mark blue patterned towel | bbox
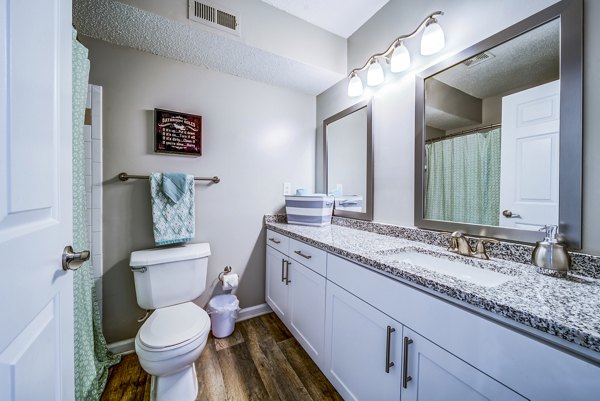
[150,173,195,246]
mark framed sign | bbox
[154,108,202,156]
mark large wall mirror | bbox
[415,0,582,248]
[324,100,373,221]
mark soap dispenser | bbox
[531,225,571,277]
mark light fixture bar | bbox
[347,11,444,80]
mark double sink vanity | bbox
[267,1,597,399]
[264,217,600,401]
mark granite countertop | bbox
[265,221,600,357]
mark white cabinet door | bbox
[288,259,326,367]
[324,282,402,401]
[265,245,289,321]
[402,328,526,401]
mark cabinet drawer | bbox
[289,238,327,276]
[266,229,289,254]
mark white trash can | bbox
[207,294,240,338]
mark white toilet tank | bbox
[130,243,211,309]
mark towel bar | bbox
[118,172,220,184]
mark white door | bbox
[265,245,289,321]
[499,80,560,229]
[324,282,402,401]
[0,0,75,400]
[402,328,525,401]
[288,261,326,368]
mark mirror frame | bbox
[414,0,582,248]
[324,100,374,221]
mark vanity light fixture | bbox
[390,41,411,72]
[367,59,385,86]
[421,17,446,55]
[347,11,444,97]
[347,72,364,97]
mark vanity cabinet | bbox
[265,230,326,367]
[265,229,600,400]
[325,259,524,401]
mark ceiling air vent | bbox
[462,51,495,68]
[188,0,241,36]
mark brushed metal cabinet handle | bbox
[294,250,312,259]
[285,260,292,285]
[385,326,396,373]
[402,336,414,388]
[269,237,281,244]
[281,259,286,282]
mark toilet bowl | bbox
[130,243,212,401]
[135,302,211,401]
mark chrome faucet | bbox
[447,231,498,260]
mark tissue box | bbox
[334,195,363,212]
[285,194,334,227]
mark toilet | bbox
[130,243,212,401]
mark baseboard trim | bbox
[237,303,272,322]
[107,338,135,356]
[106,304,272,355]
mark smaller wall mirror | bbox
[324,100,373,221]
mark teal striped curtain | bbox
[72,29,120,401]
[425,128,501,226]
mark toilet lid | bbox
[139,303,210,349]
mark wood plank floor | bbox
[100,313,343,401]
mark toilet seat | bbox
[138,302,210,351]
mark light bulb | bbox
[367,59,384,86]
[421,20,445,55]
[390,41,411,72]
[347,73,363,97]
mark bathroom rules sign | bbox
[154,108,202,156]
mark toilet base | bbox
[150,363,199,401]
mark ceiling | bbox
[260,0,390,38]
[73,0,347,96]
[433,18,559,99]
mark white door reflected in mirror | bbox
[499,80,560,229]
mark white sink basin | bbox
[379,249,515,288]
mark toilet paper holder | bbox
[218,265,233,284]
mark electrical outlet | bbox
[336,184,343,194]
[283,182,292,195]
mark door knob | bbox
[62,245,90,271]
[502,210,521,218]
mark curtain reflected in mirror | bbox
[425,128,501,226]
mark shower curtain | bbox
[72,29,120,401]
[425,128,501,226]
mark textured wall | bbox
[317,0,600,255]
[82,37,316,343]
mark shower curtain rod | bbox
[118,172,221,184]
[426,123,501,144]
